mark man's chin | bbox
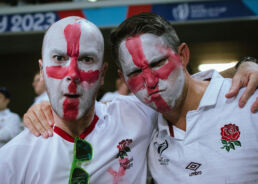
[63,113,78,121]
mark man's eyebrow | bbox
[50,49,66,55]
[125,64,141,76]
[79,51,98,57]
[119,58,139,72]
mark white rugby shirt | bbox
[0,108,21,147]
[0,95,157,184]
[148,71,258,184]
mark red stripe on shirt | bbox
[168,124,174,137]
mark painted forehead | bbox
[43,17,104,57]
[119,33,171,69]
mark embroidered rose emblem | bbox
[116,139,132,159]
[119,158,133,170]
[108,139,133,181]
[220,123,241,152]
[221,123,240,141]
[117,139,132,152]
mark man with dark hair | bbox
[110,12,258,183]
[0,87,21,147]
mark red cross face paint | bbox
[42,17,104,121]
[119,34,185,113]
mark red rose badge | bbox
[220,123,241,152]
[116,139,133,159]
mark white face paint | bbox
[42,17,104,121]
[119,33,185,113]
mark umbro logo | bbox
[185,162,202,176]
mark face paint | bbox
[43,17,104,121]
[119,33,185,113]
[46,65,99,84]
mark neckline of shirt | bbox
[53,114,99,143]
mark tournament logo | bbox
[185,162,202,176]
[154,140,169,165]
[220,123,241,152]
[172,3,189,21]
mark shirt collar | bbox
[54,101,101,142]
[198,70,224,109]
[95,100,105,121]
[192,69,214,80]
[157,70,224,137]
[157,113,171,138]
[54,114,99,142]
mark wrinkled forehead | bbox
[43,17,104,59]
[119,33,170,69]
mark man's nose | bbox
[66,58,80,82]
[143,69,158,89]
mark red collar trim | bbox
[169,125,174,137]
[167,122,174,137]
[54,114,99,143]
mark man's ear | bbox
[5,98,10,106]
[177,43,190,69]
[100,62,108,86]
[117,69,126,84]
[38,59,44,80]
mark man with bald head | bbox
[41,16,104,133]
[0,16,158,183]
